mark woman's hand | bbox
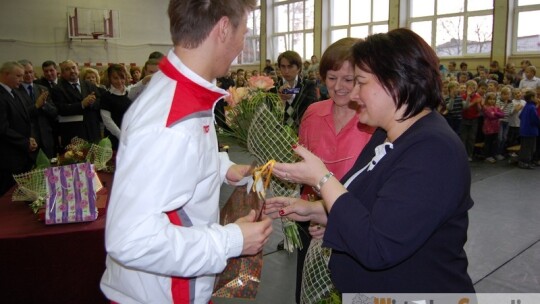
[272,144,328,187]
[264,196,328,225]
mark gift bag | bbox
[212,185,263,299]
[44,162,102,225]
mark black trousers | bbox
[519,136,537,163]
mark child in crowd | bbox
[445,80,463,134]
[482,92,505,163]
[461,80,483,161]
[487,79,499,95]
[519,66,540,91]
[535,87,540,164]
[475,81,488,145]
[518,90,540,169]
[507,88,526,156]
[459,83,467,96]
[442,79,449,99]
[130,66,141,85]
[495,86,515,160]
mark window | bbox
[409,0,493,57]
[234,1,261,65]
[328,0,389,44]
[513,0,540,53]
[270,0,315,61]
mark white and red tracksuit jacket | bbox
[100,50,244,304]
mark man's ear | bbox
[217,16,231,43]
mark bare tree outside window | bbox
[409,1,493,57]
[271,0,314,61]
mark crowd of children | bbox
[439,60,540,169]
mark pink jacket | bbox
[482,105,504,135]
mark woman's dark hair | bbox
[352,28,442,121]
[107,64,127,79]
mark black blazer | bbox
[271,76,317,130]
[0,85,34,174]
[34,77,56,91]
[51,79,101,143]
[18,83,58,158]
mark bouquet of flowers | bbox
[217,76,303,252]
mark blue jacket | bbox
[519,101,540,137]
[323,112,475,292]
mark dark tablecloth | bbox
[0,172,113,304]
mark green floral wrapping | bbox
[247,103,303,252]
[12,168,47,211]
[301,238,339,304]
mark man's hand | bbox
[35,91,48,109]
[82,92,96,108]
[235,210,273,256]
[226,163,255,184]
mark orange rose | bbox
[248,76,274,91]
[224,86,249,107]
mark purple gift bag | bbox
[44,163,100,225]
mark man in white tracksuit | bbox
[100,1,272,303]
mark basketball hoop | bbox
[91,32,105,39]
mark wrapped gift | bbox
[44,163,102,225]
[213,185,263,299]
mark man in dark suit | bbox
[0,61,38,195]
[18,59,58,159]
[272,50,317,130]
[51,60,101,149]
[33,60,59,90]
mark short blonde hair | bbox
[465,79,477,89]
[80,67,101,85]
[448,80,460,91]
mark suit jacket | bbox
[34,77,56,91]
[324,113,474,292]
[0,85,34,174]
[271,76,317,130]
[51,79,101,144]
[18,83,58,158]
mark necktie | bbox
[72,83,80,93]
[285,101,295,126]
[27,84,35,101]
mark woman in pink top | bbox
[293,37,374,303]
[299,39,374,180]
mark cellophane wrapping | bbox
[213,185,264,299]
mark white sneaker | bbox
[510,152,518,158]
[485,157,496,164]
[495,154,505,161]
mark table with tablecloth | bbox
[0,172,113,304]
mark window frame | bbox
[325,0,389,47]
[233,2,261,65]
[407,0,494,58]
[268,0,315,62]
[512,0,540,55]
